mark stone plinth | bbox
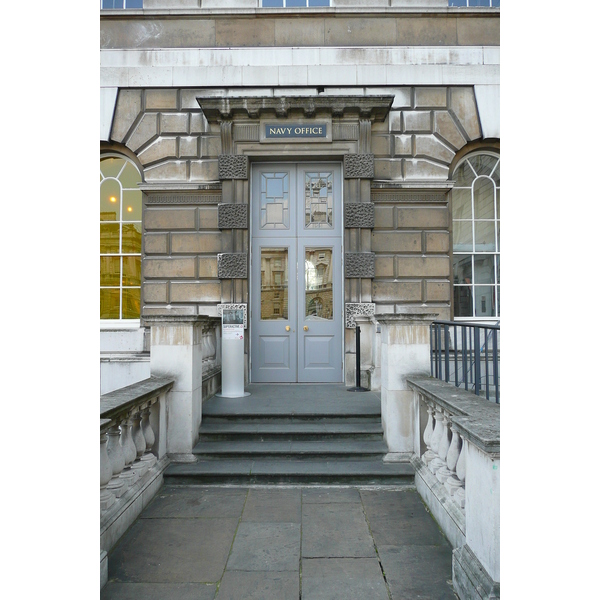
[146,316,209,462]
[377,313,437,455]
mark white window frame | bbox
[260,1,331,7]
[100,153,142,329]
[448,1,499,7]
[451,151,500,322]
[100,0,144,9]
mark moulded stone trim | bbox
[217,253,248,279]
[345,303,375,329]
[145,194,221,204]
[218,204,248,229]
[344,154,375,179]
[218,154,248,180]
[217,304,248,329]
[345,253,375,278]
[344,203,375,229]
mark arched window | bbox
[100,155,142,323]
[451,152,500,320]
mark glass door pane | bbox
[260,248,289,320]
[304,247,333,320]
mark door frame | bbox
[249,160,344,383]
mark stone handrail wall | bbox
[100,376,174,586]
[406,375,500,600]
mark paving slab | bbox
[377,544,456,599]
[302,487,362,504]
[101,582,216,600]
[108,517,239,583]
[216,571,299,600]
[242,488,302,522]
[227,522,301,571]
[302,502,376,558]
[140,486,247,519]
[301,557,389,600]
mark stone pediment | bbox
[197,96,394,122]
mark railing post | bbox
[473,326,481,397]
[444,324,450,383]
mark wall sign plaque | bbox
[260,121,332,143]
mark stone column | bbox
[377,313,437,459]
[146,315,207,462]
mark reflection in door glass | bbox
[304,172,333,228]
[305,248,333,320]
[261,248,288,320]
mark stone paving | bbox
[102,484,457,600]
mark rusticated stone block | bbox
[217,253,247,278]
[397,207,449,229]
[414,135,455,164]
[449,87,482,142]
[425,281,450,302]
[425,232,449,253]
[145,208,196,230]
[396,256,449,278]
[171,232,222,254]
[403,111,432,133]
[144,233,169,255]
[344,154,375,179]
[111,89,142,143]
[145,89,178,110]
[170,282,221,303]
[372,232,421,253]
[218,204,248,229]
[138,138,178,166]
[143,282,168,303]
[434,111,467,151]
[218,154,248,179]
[372,281,422,302]
[345,253,375,278]
[160,113,189,134]
[344,203,375,228]
[345,302,375,329]
[127,113,159,153]
[415,87,447,109]
[143,258,196,279]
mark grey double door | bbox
[250,163,343,383]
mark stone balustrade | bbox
[100,376,174,586]
[406,375,500,600]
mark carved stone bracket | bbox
[218,154,248,180]
[345,303,376,329]
[344,203,375,229]
[344,154,375,179]
[217,253,248,278]
[218,204,248,229]
[345,253,375,278]
[217,303,248,329]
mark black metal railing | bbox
[430,320,500,404]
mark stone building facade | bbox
[100,0,500,389]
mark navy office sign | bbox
[262,122,331,143]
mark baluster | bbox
[444,424,463,497]
[201,327,209,375]
[106,424,126,498]
[100,428,116,512]
[206,327,216,371]
[140,404,157,469]
[131,408,149,479]
[428,407,445,474]
[120,416,139,486]
[435,412,453,484]
[453,435,466,509]
[421,401,435,466]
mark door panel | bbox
[251,163,342,383]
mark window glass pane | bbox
[473,177,495,219]
[453,255,472,285]
[492,0,500,7]
[287,0,307,6]
[473,255,494,285]
[454,161,476,187]
[496,188,500,220]
[309,0,330,5]
[263,0,283,6]
[100,179,121,221]
[449,0,468,5]
[474,285,494,317]
[120,161,142,188]
[122,190,142,221]
[261,172,290,229]
[126,0,143,8]
[101,223,120,254]
[122,223,142,254]
[470,155,497,177]
[305,248,333,320]
[100,156,124,178]
[305,172,333,229]
[453,220,473,252]
[454,285,473,317]
[474,221,496,252]
[452,188,472,219]
[497,219,500,252]
[496,255,500,284]
[122,288,141,319]
[261,248,288,320]
[101,256,121,287]
[101,288,120,319]
[122,256,141,286]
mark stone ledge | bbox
[406,375,499,455]
[452,544,500,600]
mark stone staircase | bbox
[164,384,414,485]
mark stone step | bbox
[193,439,389,460]
[198,421,384,441]
[164,458,414,486]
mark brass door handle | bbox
[286,326,291,331]
[304,326,309,331]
